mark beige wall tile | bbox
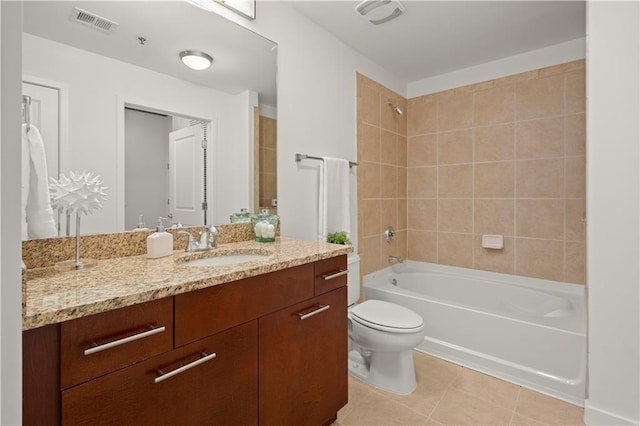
[438,129,473,165]
[566,70,586,113]
[515,238,564,281]
[565,241,586,284]
[515,388,585,425]
[475,162,514,198]
[510,414,547,426]
[516,199,565,239]
[359,199,380,238]
[397,166,407,199]
[381,165,398,198]
[397,136,407,167]
[516,74,564,120]
[357,123,380,163]
[360,235,382,276]
[516,158,564,198]
[438,199,473,233]
[516,117,564,159]
[408,166,437,198]
[380,130,397,165]
[408,134,437,167]
[408,95,437,136]
[474,199,515,236]
[494,70,538,87]
[260,147,277,174]
[473,236,515,274]
[397,199,407,230]
[455,80,495,94]
[408,199,437,231]
[473,85,515,126]
[408,230,437,263]
[381,199,398,231]
[438,92,473,131]
[566,156,586,198]
[566,198,586,241]
[474,124,514,162]
[357,161,381,199]
[438,232,473,268]
[439,164,472,198]
[359,83,380,126]
[565,113,586,156]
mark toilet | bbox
[347,253,425,395]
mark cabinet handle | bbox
[297,304,331,320]
[84,326,166,356]
[154,352,217,384]
[322,270,347,281]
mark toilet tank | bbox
[347,253,361,306]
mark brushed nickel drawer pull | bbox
[154,352,217,384]
[322,270,347,281]
[298,304,331,320]
[84,326,166,356]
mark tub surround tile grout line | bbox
[509,385,523,425]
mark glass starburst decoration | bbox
[49,170,108,216]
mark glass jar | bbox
[230,208,251,223]
[251,209,279,242]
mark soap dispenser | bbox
[147,217,173,258]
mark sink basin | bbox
[182,253,270,267]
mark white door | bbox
[22,82,60,233]
[169,124,205,227]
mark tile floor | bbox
[334,351,584,426]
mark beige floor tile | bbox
[449,367,521,411]
[430,389,513,426]
[515,389,584,425]
[510,413,547,426]
[340,388,429,425]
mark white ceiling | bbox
[291,1,586,82]
[22,1,278,106]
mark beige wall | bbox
[357,60,586,284]
[259,115,277,213]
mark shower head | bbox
[387,100,403,116]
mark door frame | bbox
[116,96,215,232]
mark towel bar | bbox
[295,153,357,168]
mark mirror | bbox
[21,1,277,238]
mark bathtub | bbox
[363,261,586,406]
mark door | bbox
[22,82,60,233]
[259,287,348,425]
[169,124,205,227]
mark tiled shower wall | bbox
[259,115,277,212]
[356,60,586,284]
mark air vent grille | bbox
[70,7,118,34]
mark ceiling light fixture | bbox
[179,50,213,70]
[355,0,405,25]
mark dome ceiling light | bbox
[179,50,213,70]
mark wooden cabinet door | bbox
[62,321,258,426]
[259,287,348,426]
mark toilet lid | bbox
[350,300,424,333]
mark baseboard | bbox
[584,400,638,426]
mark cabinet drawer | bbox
[62,321,258,426]
[314,255,347,295]
[61,297,173,390]
[175,263,314,347]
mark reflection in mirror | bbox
[21,1,277,239]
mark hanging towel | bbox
[318,157,351,242]
[22,124,57,240]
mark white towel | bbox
[22,124,57,240]
[318,157,351,242]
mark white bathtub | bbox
[363,261,586,406]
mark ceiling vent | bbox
[70,7,119,34]
[355,0,405,25]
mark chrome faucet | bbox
[177,226,219,252]
[388,255,404,264]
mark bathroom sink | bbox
[182,253,270,267]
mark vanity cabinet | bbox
[22,255,347,426]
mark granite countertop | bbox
[23,238,352,331]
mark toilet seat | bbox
[350,300,424,334]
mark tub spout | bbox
[388,256,404,264]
